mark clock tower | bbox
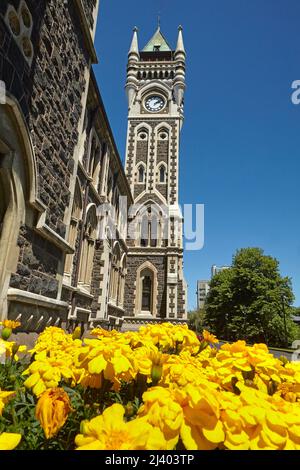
[123,25,187,324]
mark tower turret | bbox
[126,27,139,108]
[174,26,186,109]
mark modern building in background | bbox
[196,280,210,310]
[196,265,231,309]
[211,265,230,277]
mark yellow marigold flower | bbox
[131,346,153,378]
[0,320,21,330]
[36,388,72,439]
[139,387,183,450]
[0,390,15,415]
[184,385,224,450]
[0,432,21,450]
[276,382,300,403]
[202,330,219,344]
[72,326,82,340]
[23,353,74,396]
[0,339,27,361]
[75,404,167,450]
[29,326,75,355]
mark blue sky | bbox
[93,0,300,310]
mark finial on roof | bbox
[158,13,161,30]
[128,27,139,59]
[175,25,185,56]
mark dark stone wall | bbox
[1,0,90,238]
[156,183,167,200]
[10,225,60,298]
[136,140,148,164]
[134,184,146,199]
[124,255,167,317]
[157,140,168,164]
[29,0,89,238]
[81,0,97,30]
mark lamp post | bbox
[281,293,288,347]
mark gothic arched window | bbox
[159,165,166,183]
[78,205,97,292]
[5,2,34,66]
[138,165,145,183]
[139,206,161,248]
[64,180,82,282]
[158,129,169,140]
[137,129,148,141]
[142,275,152,310]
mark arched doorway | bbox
[0,95,38,320]
[0,167,9,238]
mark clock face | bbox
[144,95,165,112]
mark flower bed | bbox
[0,321,300,450]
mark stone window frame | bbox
[136,203,164,248]
[5,1,34,67]
[157,162,168,184]
[108,241,123,306]
[87,128,102,189]
[117,253,127,308]
[78,204,97,293]
[135,162,146,184]
[64,179,83,284]
[158,129,169,141]
[107,169,113,202]
[137,128,149,141]
[134,261,158,317]
[133,123,152,191]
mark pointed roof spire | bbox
[175,25,185,55]
[142,27,172,52]
[128,26,139,59]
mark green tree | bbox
[188,309,207,334]
[204,248,298,347]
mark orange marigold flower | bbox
[36,388,72,439]
[0,320,21,330]
[202,330,219,344]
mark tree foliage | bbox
[187,309,207,333]
[204,248,299,347]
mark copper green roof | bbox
[142,27,172,52]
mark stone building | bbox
[122,27,187,329]
[0,1,187,333]
[196,280,210,310]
